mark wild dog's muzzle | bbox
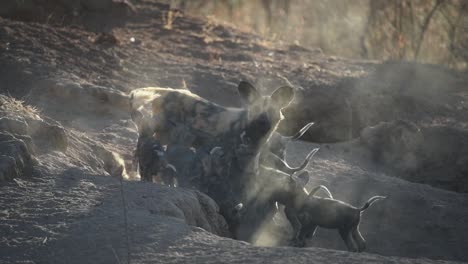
[244,113,272,145]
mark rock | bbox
[279,79,355,143]
[129,183,230,237]
[92,143,128,178]
[28,119,68,152]
[280,62,467,143]
[0,117,28,135]
[31,80,130,124]
[0,133,34,182]
[1,133,35,154]
[357,120,468,193]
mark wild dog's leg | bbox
[161,164,177,187]
[284,207,302,246]
[132,148,139,171]
[141,170,152,182]
[304,224,318,240]
[352,224,366,252]
[297,224,317,247]
[339,228,357,252]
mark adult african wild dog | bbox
[129,81,295,240]
[129,81,295,149]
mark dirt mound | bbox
[0,132,34,181]
[0,171,229,263]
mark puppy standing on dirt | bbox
[265,168,332,245]
[131,109,177,186]
[271,170,386,252]
[297,192,386,252]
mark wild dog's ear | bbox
[296,171,309,188]
[210,146,224,156]
[238,81,261,106]
[201,146,221,174]
[271,86,294,108]
[234,203,244,211]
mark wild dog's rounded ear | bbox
[164,163,177,173]
[238,81,260,106]
[271,86,295,108]
[210,146,224,156]
[296,171,310,188]
[234,203,244,211]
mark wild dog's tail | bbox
[360,196,386,212]
[308,185,333,199]
[285,122,315,141]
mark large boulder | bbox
[0,116,28,135]
[0,133,34,182]
[279,62,468,143]
[126,183,230,237]
[359,120,468,193]
[28,118,68,152]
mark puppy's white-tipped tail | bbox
[360,196,386,212]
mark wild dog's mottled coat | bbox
[131,109,177,186]
[297,195,386,252]
[129,81,295,148]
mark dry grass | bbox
[0,95,41,120]
[163,9,182,30]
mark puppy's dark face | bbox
[237,81,294,144]
[284,171,310,197]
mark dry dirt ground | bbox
[0,1,468,264]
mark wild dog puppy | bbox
[272,168,386,252]
[203,143,328,241]
[296,193,386,252]
[129,81,295,149]
[131,110,177,186]
[199,146,247,237]
[262,169,331,245]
